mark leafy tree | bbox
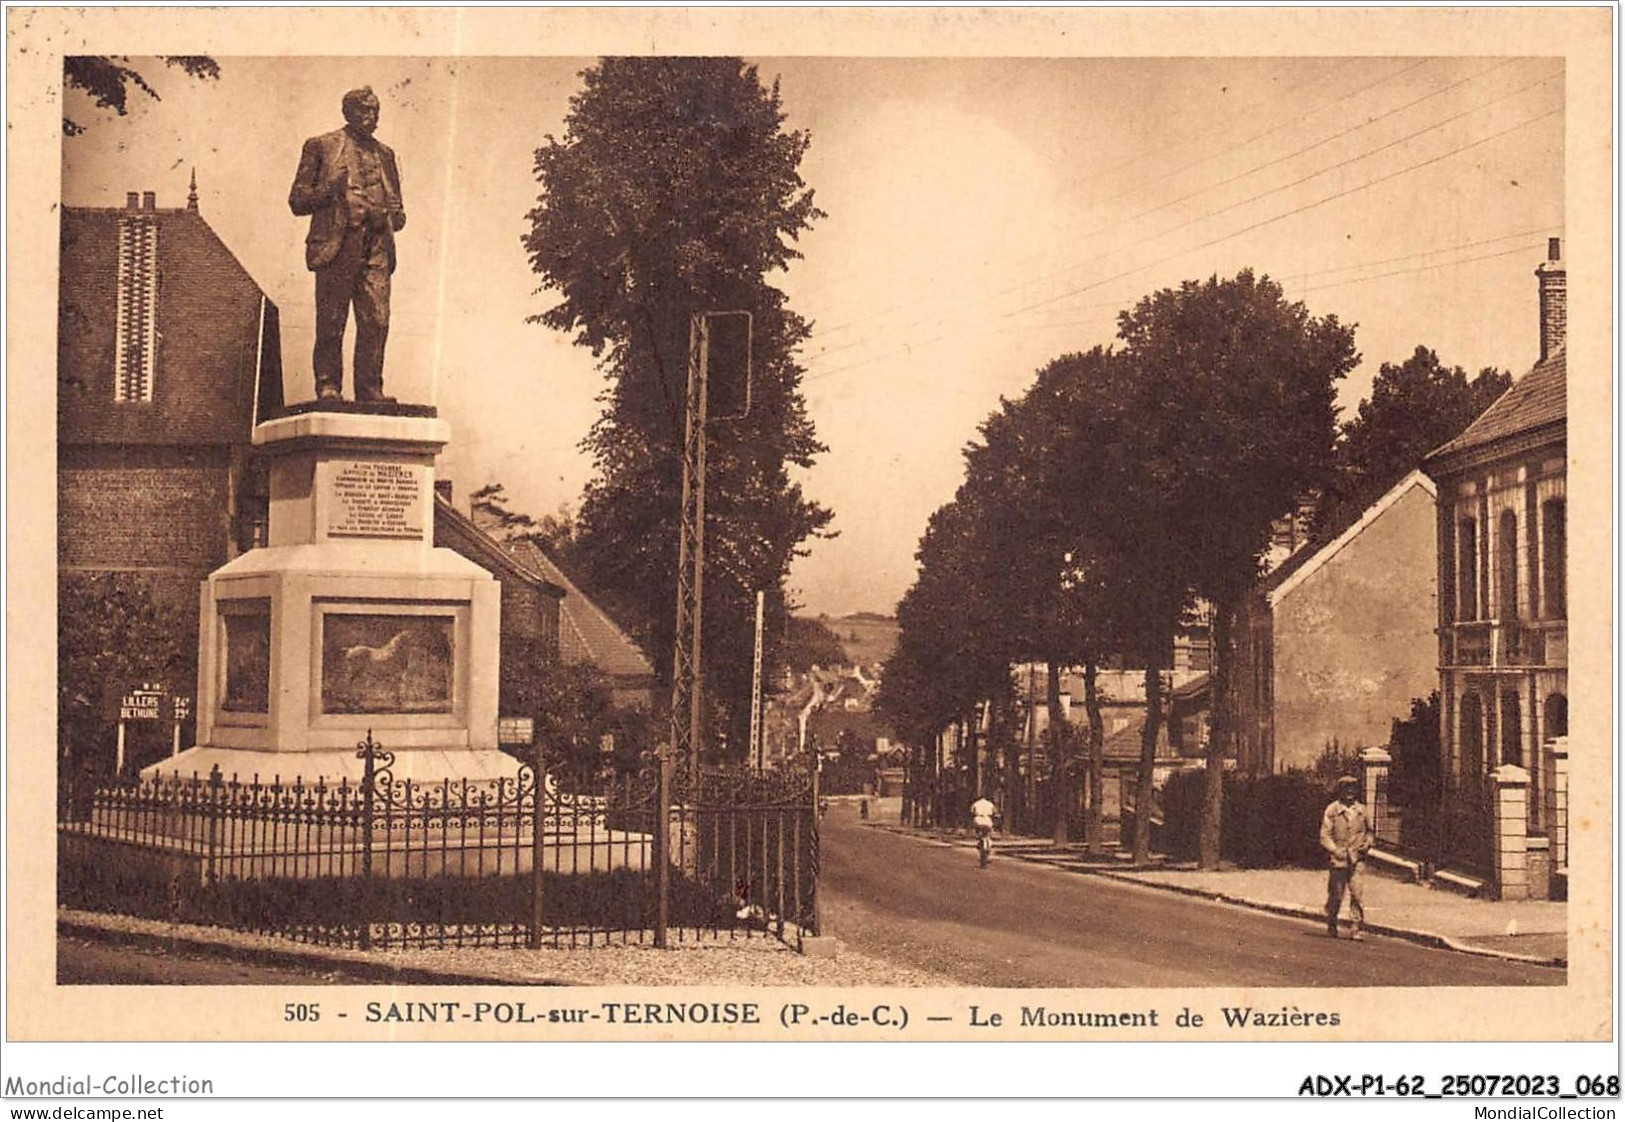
[58,573,194,783]
[1387,692,1443,822]
[782,615,847,673]
[530,660,657,787]
[877,491,1016,829]
[1046,346,1198,864]
[469,482,537,537]
[957,352,1123,844]
[524,57,831,760]
[1317,346,1512,535]
[881,346,1163,849]
[63,56,219,136]
[468,482,580,563]
[1114,271,1359,868]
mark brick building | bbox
[58,187,285,617]
[432,491,566,727]
[505,540,659,710]
[1422,238,1567,892]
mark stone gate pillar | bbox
[1359,746,1393,845]
[1491,763,1531,900]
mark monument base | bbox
[279,399,440,420]
[142,745,526,786]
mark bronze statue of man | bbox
[288,86,405,404]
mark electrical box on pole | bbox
[704,310,753,423]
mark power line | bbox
[988,226,1558,333]
[1053,60,1352,199]
[802,106,1560,385]
[997,102,1562,322]
[1087,66,1562,283]
[803,64,1555,373]
[1303,238,1554,297]
[804,59,1430,347]
[996,58,1520,302]
[1040,59,1438,261]
[976,236,1555,337]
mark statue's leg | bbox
[312,236,358,400]
[353,233,393,402]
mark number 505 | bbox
[284,1003,321,1022]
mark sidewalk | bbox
[873,823,1567,967]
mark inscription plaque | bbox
[327,461,424,540]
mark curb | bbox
[59,917,570,986]
[871,825,1567,969]
[1090,871,1567,969]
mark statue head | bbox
[341,87,380,136]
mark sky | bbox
[61,55,1564,617]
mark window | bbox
[1500,691,1522,767]
[1497,510,1519,620]
[113,215,159,403]
[1542,499,1566,619]
[1544,693,1568,740]
[1459,692,1484,778]
[1457,518,1478,621]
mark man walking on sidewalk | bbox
[1320,775,1372,940]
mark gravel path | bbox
[60,908,952,987]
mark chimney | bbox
[141,191,157,210]
[1536,236,1565,361]
[125,192,140,209]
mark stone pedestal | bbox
[1490,763,1531,901]
[145,408,520,786]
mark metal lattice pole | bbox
[669,315,710,772]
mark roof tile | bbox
[505,540,656,681]
[1429,348,1566,460]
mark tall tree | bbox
[63,56,219,136]
[1052,346,1195,865]
[1115,271,1359,868]
[1319,345,1512,534]
[524,58,832,759]
[959,351,1128,845]
[58,574,194,781]
[883,347,1144,845]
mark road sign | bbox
[498,717,535,746]
[101,682,191,723]
[110,682,165,722]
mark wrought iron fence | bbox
[1431,781,1495,878]
[58,736,819,952]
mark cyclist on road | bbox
[970,794,998,867]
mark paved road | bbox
[57,935,379,985]
[822,807,1563,988]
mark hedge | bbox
[1158,767,1338,868]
